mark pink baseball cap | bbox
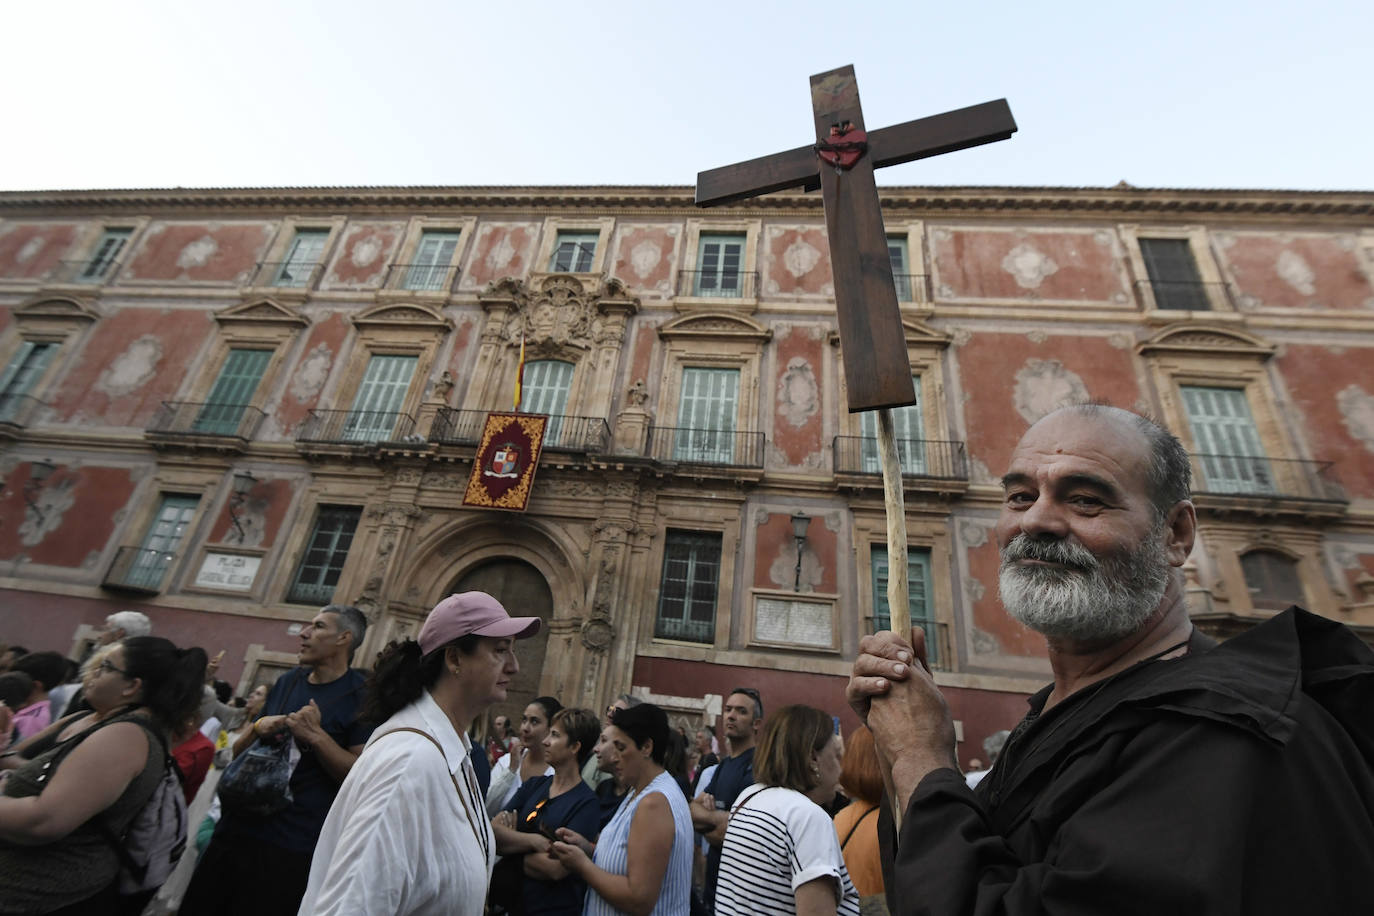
[418,591,541,655]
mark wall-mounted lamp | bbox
[228,470,256,541]
[24,459,57,525]
[791,512,811,593]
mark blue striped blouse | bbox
[584,770,693,916]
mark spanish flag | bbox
[513,333,526,411]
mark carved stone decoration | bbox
[964,574,986,603]
[96,335,162,397]
[970,627,999,656]
[1012,359,1089,424]
[1336,385,1374,454]
[959,520,989,548]
[769,543,821,593]
[581,618,615,651]
[1001,243,1059,290]
[365,502,424,527]
[777,357,820,428]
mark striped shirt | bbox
[585,770,693,916]
[715,785,861,916]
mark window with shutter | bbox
[1240,550,1305,611]
[276,230,329,287]
[344,355,418,442]
[404,231,461,290]
[0,341,56,423]
[287,506,362,605]
[193,349,272,435]
[80,229,132,282]
[655,531,722,643]
[549,231,598,272]
[859,376,924,473]
[870,546,936,663]
[675,367,739,462]
[521,360,574,444]
[888,237,912,301]
[695,233,745,297]
[1181,386,1274,494]
[1139,238,1208,311]
[128,495,199,591]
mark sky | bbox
[2,0,1369,193]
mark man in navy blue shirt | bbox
[692,686,763,913]
[184,605,374,916]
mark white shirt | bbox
[715,784,861,916]
[298,690,494,916]
[487,746,554,814]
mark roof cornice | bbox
[1,184,1372,219]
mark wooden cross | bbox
[695,65,1016,640]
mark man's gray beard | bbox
[998,525,1171,644]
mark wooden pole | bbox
[875,406,909,833]
[875,408,909,635]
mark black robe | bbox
[884,607,1374,915]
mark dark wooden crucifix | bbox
[695,65,1016,639]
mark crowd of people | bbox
[3,406,1373,915]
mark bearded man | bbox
[848,405,1374,915]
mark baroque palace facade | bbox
[1,184,1372,764]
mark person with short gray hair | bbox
[98,610,151,645]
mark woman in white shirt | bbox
[486,695,560,814]
[714,705,860,916]
[298,592,541,916]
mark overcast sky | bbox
[3,0,1368,193]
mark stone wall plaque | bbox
[194,553,261,592]
[752,596,836,650]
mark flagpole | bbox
[513,333,525,411]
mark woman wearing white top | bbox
[550,703,693,916]
[714,705,860,916]
[486,695,560,815]
[298,592,540,916]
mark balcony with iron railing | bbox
[676,270,759,300]
[253,260,324,290]
[382,262,462,293]
[1134,279,1230,312]
[0,395,45,434]
[429,408,611,453]
[654,614,714,644]
[296,409,417,452]
[145,401,265,451]
[1190,453,1348,517]
[832,436,970,495]
[892,273,929,302]
[102,546,176,594]
[646,426,765,469]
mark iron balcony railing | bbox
[677,270,759,299]
[833,436,969,480]
[1133,279,1227,311]
[655,614,714,643]
[647,426,766,468]
[867,618,951,671]
[147,401,265,440]
[297,409,416,446]
[891,273,929,302]
[429,408,611,453]
[384,262,462,292]
[49,259,124,284]
[0,394,45,428]
[1190,453,1346,502]
[286,580,340,607]
[103,546,175,593]
[256,260,324,289]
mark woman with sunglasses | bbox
[491,706,601,915]
[0,637,208,915]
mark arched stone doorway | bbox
[451,558,553,724]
